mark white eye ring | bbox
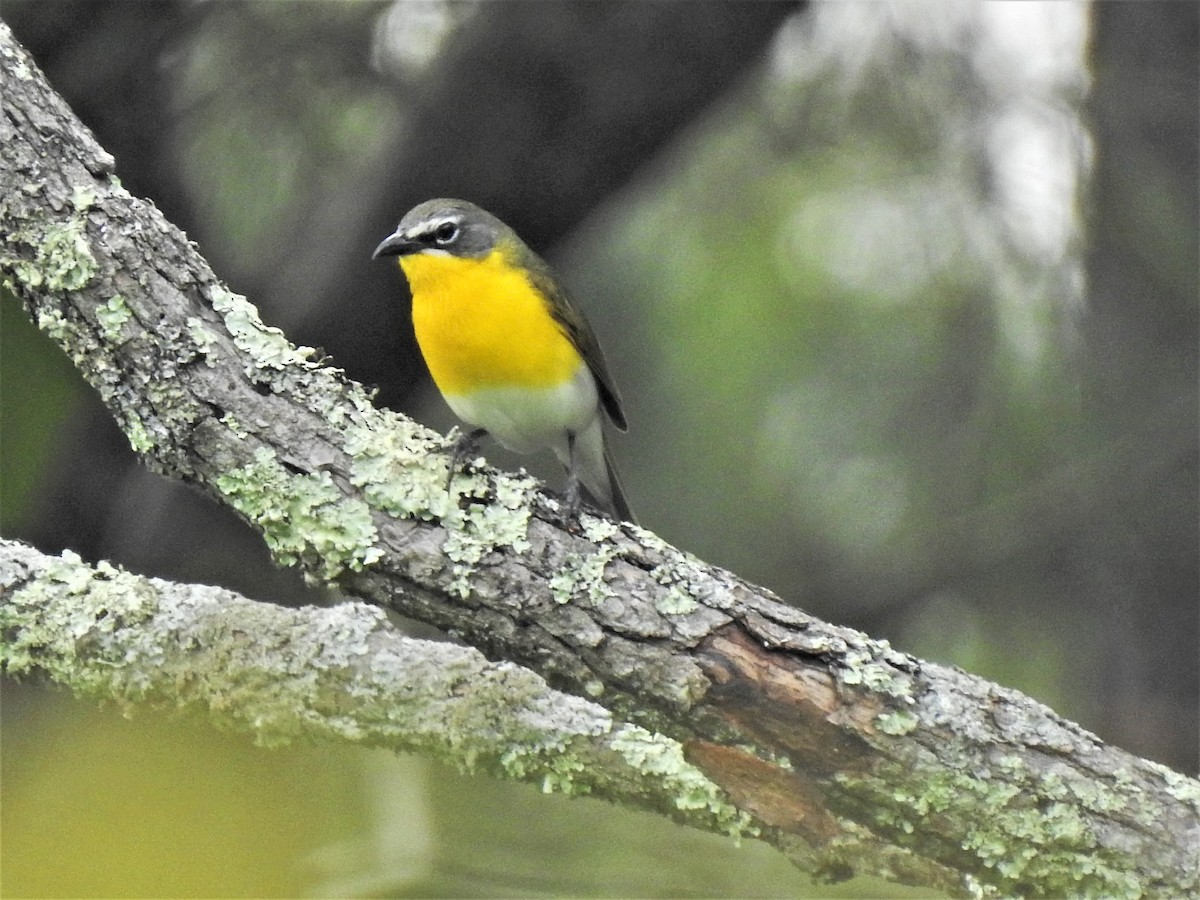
[433,221,459,245]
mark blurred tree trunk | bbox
[1082,2,1199,771]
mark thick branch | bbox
[0,539,752,840]
[2,21,1197,899]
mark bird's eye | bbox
[433,222,459,245]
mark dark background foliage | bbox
[2,2,1195,896]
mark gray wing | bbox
[518,244,628,432]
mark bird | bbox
[372,198,634,523]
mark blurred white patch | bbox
[770,0,1089,373]
[372,1,477,80]
[780,182,966,303]
[974,1,1091,94]
[989,105,1086,262]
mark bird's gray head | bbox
[372,198,507,260]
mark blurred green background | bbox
[2,2,1196,897]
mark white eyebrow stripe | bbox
[402,216,459,243]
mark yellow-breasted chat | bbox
[372,198,634,523]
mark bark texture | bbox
[0,538,753,840]
[2,22,1197,899]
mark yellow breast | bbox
[400,247,583,397]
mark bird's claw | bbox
[447,427,487,493]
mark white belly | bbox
[443,365,599,455]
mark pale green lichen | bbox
[4,211,95,293]
[838,645,915,700]
[0,550,159,691]
[96,294,131,341]
[1111,767,1140,792]
[649,552,705,616]
[960,873,989,900]
[324,384,381,428]
[539,756,589,795]
[610,724,758,841]
[442,473,535,597]
[38,220,93,291]
[875,708,919,736]
[549,515,622,605]
[186,315,220,363]
[580,517,619,543]
[1066,776,1127,815]
[123,378,198,461]
[9,55,32,81]
[344,419,454,521]
[1145,759,1200,810]
[219,412,247,439]
[1038,771,1070,802]
[994,753,1024,776]
[836,761,1149,898]
[71,183,98,212]
[209,286,317,370]
[214,446,382,582]
[499,738,592,797]
[35,306,69,341]
[655,586,699,616]
[124,417,156,454]
[550,545,618,606]
[30,286,182,458]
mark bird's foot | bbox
[561,474,582,526]
[447,427,487,493]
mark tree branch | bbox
[2,21,1197,899]
[0,538,752,839]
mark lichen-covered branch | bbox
[0,539,752,839]
[2,21,1197,899]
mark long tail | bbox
[564,419,636,524]
[601,445,636,525]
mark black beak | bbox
[372,230,417,259]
